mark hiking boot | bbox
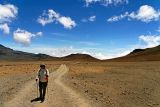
[41,98,45,103]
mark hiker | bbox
[36,64,49,102]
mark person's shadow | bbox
[30,97,41,103]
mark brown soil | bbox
[65,61,160,107]
[0,61,160,107]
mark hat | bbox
[40,64,45,68]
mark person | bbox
[36,64,49,102]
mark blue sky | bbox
[0,0,160,59]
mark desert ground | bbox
[0,61,160,107]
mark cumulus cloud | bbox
[0,4,18,34]
[0,4,18,23]
[58,16,76,29]
[107,5,160,23]
[0,23,10,34]
[139,35,160,48]
[37,17,53,26]
[13,28,42,46]
[130,5,160,22]
[37,9,59,26]
[38,9,76,29]
[85,0,128,7]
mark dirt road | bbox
[4,64,92,107]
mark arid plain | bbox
[0,61,160,107]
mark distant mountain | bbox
[0,44,59,61]
[61,53,99,61]
[107,45,160,61]
[1,44,160,62]
[0,44,99,61]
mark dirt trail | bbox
[4,64,91,107]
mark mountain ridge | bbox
[107,45,160,61]
[1,44,160,61]
[0,44,99,61]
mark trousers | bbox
[39,81,48,100]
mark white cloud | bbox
[0,4,18,35]
[37,17,53,26]
[58,16,76,29]
[139,35,160,48]
[0,23,10,34]
[107,5,160,23]
[19,46,79,57]
[130,5,160,22]
[36,35,160,59]
[13,28,42,46]
[14,45,132,60]
[0,4,18,23]
[38,9,76,29]
[88,16,96,21]
[36,32,43,36]
[48,9,60,19]
[117,35,160,55]
[107,12,128,22]
[81,15,96,22]
[37,9,59,26]
[85,0,128,7]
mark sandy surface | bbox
[65,61,160,107]
[2,64,93,107]
[0,61,60,106]
[1,61,160,107]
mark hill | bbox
[61,53,99,61]
[0,44,60,61]
[0,44,99,61]
[108,45,160,61]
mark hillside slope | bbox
[0,44,59,61]
[0,44,99,61]
[108,45,160,61]
[61,54,99,61]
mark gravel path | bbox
[3,64,91,107]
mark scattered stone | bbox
[85,90,89,93]
[148,104,153,107]
[99,92,103,96]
